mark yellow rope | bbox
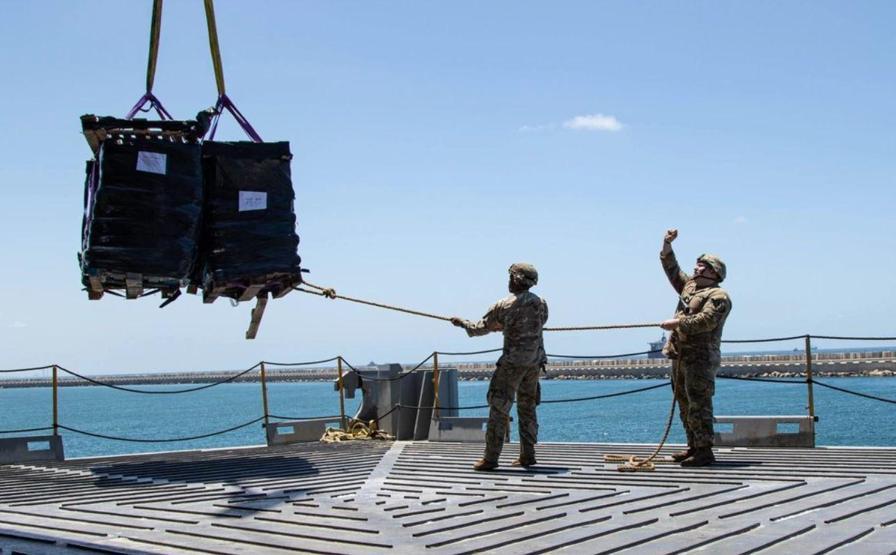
[203,0,226,95]
[320,419,394,443]
[604,395,677,472]
[145,0,163,93]
[298,281,662,332]
[299,281,453,322]
[544,323,662,332]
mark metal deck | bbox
[1,441,895,554]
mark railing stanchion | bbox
[337,357,347,431]
[260,362,270,430]
[433,352,441,420]
[805,335,815,418]
[52,365,59,436]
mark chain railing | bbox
[1,333,893,445]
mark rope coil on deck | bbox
[320,406,400,442]
[604,395,678,472]
[320,421,395,443]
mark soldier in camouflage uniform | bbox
[450,263,548,471]
[660,229,732,467]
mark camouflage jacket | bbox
[661,249,732,363]
[462,291,549,368]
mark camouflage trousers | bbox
[483,363,540,463]
[671,358,717,449]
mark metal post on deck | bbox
[337,357,347,431]
[805,335,815,418]
[52,365,58,436]
[432,352,440,420]
[260,362,270,430]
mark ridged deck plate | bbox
[1,441,895,554]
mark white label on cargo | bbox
[136,151,167,175]
[239,191,268,211]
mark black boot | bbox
[513,447,537,467]
[680,447,715,467]
[473,458,499,471]
[671,448,694,462]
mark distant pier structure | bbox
[648,333,666,359]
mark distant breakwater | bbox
[1,351,894,388]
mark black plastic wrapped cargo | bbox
[79,115,206,300]
[199,141,302,304]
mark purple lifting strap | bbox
[125,91,174,120]
[207,94,263,143]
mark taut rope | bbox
[297,281,662,332]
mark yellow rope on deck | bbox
[320,419,394,443]
[604,395,677,472]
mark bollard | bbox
[260,362,270,430]
[337,357,347,431]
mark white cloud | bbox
[734,216,748,224]
[563,113,623,132]
[10,321,27,328]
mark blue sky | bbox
[0,1,893,374]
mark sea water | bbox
[1,377,893,459]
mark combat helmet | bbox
[697,254,726,282]
[509,263,538,287]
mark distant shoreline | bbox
[2,350,894,388]
[538,368,896,381]
[1,360,894,388]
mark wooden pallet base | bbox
[82,269,187,303]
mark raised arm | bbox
[660,228,690,294]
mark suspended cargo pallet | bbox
[76,1,305,338]
[79,115,208,301]
[198,140,303,305]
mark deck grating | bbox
[0,441,895,554]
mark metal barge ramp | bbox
[1,442,894,554]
